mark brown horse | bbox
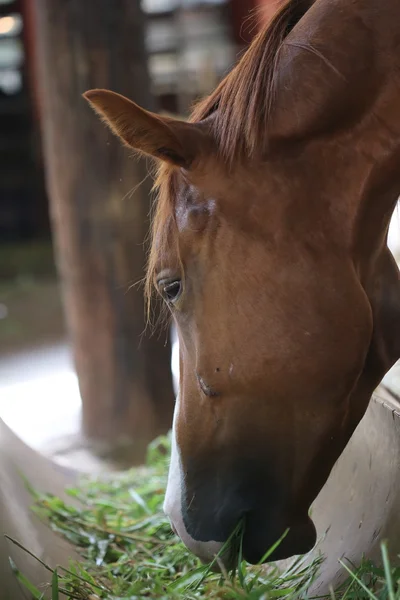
[84,0,400,566]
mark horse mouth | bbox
[207,515,317,570]
[241,515,317,565]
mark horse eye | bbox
[160,280,182,305]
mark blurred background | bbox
[0,0,399,473]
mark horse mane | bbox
[191,0,312,162]
[145,0,312,309]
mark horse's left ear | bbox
[83,89,208,169]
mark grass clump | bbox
[332,548,400,600]
[7,433,400,599]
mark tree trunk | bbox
[33,0,175,463]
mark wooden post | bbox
[33,0,175,463]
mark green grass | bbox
[7,433,400,599]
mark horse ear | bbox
[83,89,207,168]
[269,0,374,142]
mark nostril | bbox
[196,373,220,397]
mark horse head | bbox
[84,0,400,565]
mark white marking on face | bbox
[163,394,223,563]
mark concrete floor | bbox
[0,343,97,470]
[0,334,180,472]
